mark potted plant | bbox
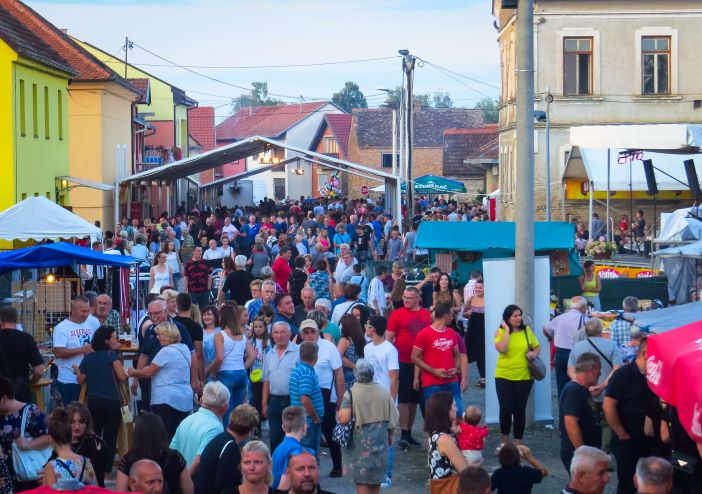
[585,238,617,259]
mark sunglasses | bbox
[287,447,316,459]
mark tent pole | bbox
[588,181,593,242]
[606,149,610,240]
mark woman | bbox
[164,240,183,291]
[338,360,399,494]
[317,229,330,252]
[579,260,602,311]
[211,305,255,424]
[385,229,403,262]
[201,305,221,381]
[221,440,274,494]
[388,262,406,311]
[425,392,467,489]
[337,314,365,391]
[494,305,541,447]
[432,273,461,320]
[127,323,193,439]
[333,224,351,257]
[258,305,275,333]
[75,326,127,478]
[249,243,270,279]
[43,408,97,486]
[331,284,362,325]
[218,257,237,302]
[148,231,161,257]
[220,236,235,259]
[0,377,50,492]
[162,289,179,318]
[288,257,308,306]
[307,309,340,345]
[248,317,271,427]
[116,413,193,494]
[463,281,486,387]
[149,250,174,294]
[308,259,332,301]
[62,402,107,486]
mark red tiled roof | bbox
[0,0,138,93]
[443,124,498,177]
[443,124,498,136]
[188,107,215,152]
[216,101,329,141]
[128,78,150,104]
[467,135,499,160]
[325,114,352,159]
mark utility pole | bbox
[545,89,553,222]
[400,49,416,225]
[124,37,132,79]
[515,1,535,318]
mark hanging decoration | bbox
[319,172,342,198]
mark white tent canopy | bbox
[656,206,702,243]
[652,239,702,259]
[570,124,702,152]
[0,196,101,241]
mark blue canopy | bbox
[0,242,140,273]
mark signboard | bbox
[360,184,369,195]
[595,265,657,279]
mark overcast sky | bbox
[29,0,500,123]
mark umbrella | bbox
[647,320,702,441]
[369,175,467,194]
[24,480,129,494]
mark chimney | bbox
[249,105,254,117]
[414,100,422,112]
[60,28,69,34]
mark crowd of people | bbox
[0,196,699,494]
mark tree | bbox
[474,97,499,124]
[331,81,368,113]
[432,90,453,108]
[381,85,432,109]
[231,81,283,113]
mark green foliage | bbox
[432,90,453,108]
[331,81,368,113]
[231,81,283,113]
[382,86,453,109]
[474,97,499,123]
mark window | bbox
[19,80,25,136]
[324,137,338,155]
[32,84,38,138]
[381,153,399,169]
[563,37,592,95]
[57,90,63,140]
[273,178,286,200]
[642,36,670,95]
[44,87,50,139]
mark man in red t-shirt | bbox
[386,286,431,448]
[272,246,293,293]
[412,303,464,416]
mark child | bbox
[456,405,489,465]
[43,408,98,486]
[249,316,271,432]
[271,406,309,491]
[491,443,547,494]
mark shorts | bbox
[398,362,421,404]
[462,450,484,465]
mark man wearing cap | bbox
[262,321,300,452]
[219,255,254,305]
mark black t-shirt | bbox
[559,380,601,453]
[118,448,186,494]
[420,284,434,309]
[490,465,542,494]
[172,316,204,344]
[605,361,653,437]
[193,432,242,494]
[288,269,308,303]
[221,270,254,305]
[0,329,43,401]
[79,350,119,401]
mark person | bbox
[337,359,398,494]
[289,257,309,306]
[425,391,468,485]
[412,304,464,415]
[458,466,490,494]
[94,294,123,331]
[271,406,307,491]
[279,449,335,494]
[349,264,368,305]
[334,251,357,284]
[249,317,272,428]
[53,296,101,406]
[43,408,98,486]
[456,406,489,466]
[289,341,324,457]
[173,294,205,390]
[490,443,547,494]
[634,457,673,494]
[249,243,270,279]
[563,445,611,494]
[580,261,602,311]
[293,287,316,326]
[248,280,277,323]
[184,246,213,308]
[128,322,193,439]
[385,286,430,449]
[165,241,184,290]
[604,337,658,494]
[367,265,388,317]
[308,259,332,301]
[262,322,300,453]
[634,210,646,240]
[591,212,606,239]
[298,320,345,477]
[150,251,174,294]
[220,255,255,305]
[330,284,362,326]
[610,296,640,364]
[559,352,603,472]
[272,247,293,294]
[128,459,165,494]
[542,296,588,398]
[462,281,486,387]
[273,294,300,339]
[74,325,127,477]
[0,306,43,403]
[337,314,365,391]
[416,267,441,310]
[203,239,224,262]
[431,273,461,321]
[494,304,541,447]
[200,305,222,382]
[60,402,107,486]
[217,440,275,494]
[194,404,260,494]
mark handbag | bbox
[12,404,52,482]
[111,359,133,424]
[428,474,459,494]
[524,330,546,381]
[331,389,354,448]
[670,449,700,475]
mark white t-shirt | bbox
[220,333,247,371]
[203,248,224,260]
[222,224,238,241]
[151,343,193,412]
[314,338,342,392]
[363,340,399,393]
[53,317,100,384]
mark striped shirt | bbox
[289,361,324,425]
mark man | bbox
[273,293,300,339]
[458,466,491,494]
[367,265,388,316]
[604,337,658,494]
[53,295,99,404]
[543,296,589,397]
[219,255,254,305]
[385,286,431,449]
[634,457,673,494]
[564,446,611,494]
[173,293,205,390]
[559,352,603,472]
[180,227,195,263]
[95,294,122,329]
[591,213,605,239]
[221,216,239,243]
[294,287,316,326]
[299,319,344,477]
[238,215,260,257]
[411,303,464,415]
[272,406,308,491]
[333,251,357,284]
[170,381,230,475]
[81,241,105,293]
[262,321,300,452]
[272,247,293,293]
[610,296,640,364]
[415,267,440,309]
[0,306,44,402]
[248,280,277,322]
[281,449,335,494]
[289,341,324,457]
[183,246,213,308]
[128,459,164,494]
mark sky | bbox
[28,0,500,123]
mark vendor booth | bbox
[652,239,702,304]
[370,174,467,194]
[632,301,702,333]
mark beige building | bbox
[494,0,702,223]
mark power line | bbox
[415,56,500,90]
[125,55,400,70]
[422,61,493,99]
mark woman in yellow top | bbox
[494,304,541,448]
[579,260,601,311]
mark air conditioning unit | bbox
[502,0,517,8]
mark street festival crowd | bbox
[0,196,700,494]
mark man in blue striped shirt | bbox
[289,341,324,457]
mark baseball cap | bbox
[299,319,319,331]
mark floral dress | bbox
[0,404,48,488]
[308,270,330,300]
[342,340,360,391]
[48,457,97,485]
[428,432,459,480]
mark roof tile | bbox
[324,114,352,159]
[188,107,215,152]
[443,124,498,177]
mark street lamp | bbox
[377,87,403,232]
[534,90,553,221]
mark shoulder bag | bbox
[524,330,546,381]
[12,405,52,481]
[331,389,354,448]
[111,356,133,424]
[586,337,613,368]
[429,474,459,494]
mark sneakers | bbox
[381,476,392,488]
[397,438,409,451]
[406,435,422,447]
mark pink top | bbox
[457,422,489,451]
